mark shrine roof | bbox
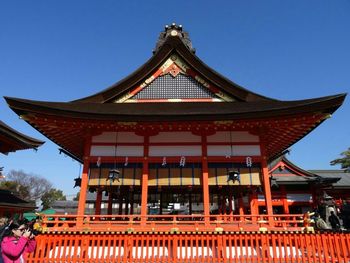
[72,24,272,104]
[4,94,345,122]
[0,189,37,210]
[0,120,44,154]
[310,170,350,189]
[3,24,347,160]
[269,156,341,185]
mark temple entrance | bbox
[148,186,203,215]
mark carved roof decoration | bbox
[154,23,195,54]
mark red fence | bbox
[29,232,350,262]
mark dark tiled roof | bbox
[4,94,345,122]
[0,120,44,154]
[310,170,350,188]
[0,189,36,209]
[71,26,274,103]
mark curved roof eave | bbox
[0,120,45,150]
[71,36,275,103]
[4,93,346,122]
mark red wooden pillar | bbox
[260,144,274,226]
[201,134,210,225]
[250,189,258,223]
[77,138,91,220]
[95,189,103,215]
[140,136,149,225]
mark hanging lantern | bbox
[74,164,82,188]
[227,170,240,183]
[227,131,240,183]
[107,169,120,182]
[108,131,121,183]
[73,177,81,188]
[270,176,279,189]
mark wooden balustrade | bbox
[28,232,350,262]
[39,214,305,233]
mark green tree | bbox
[41,188,67,210]
[0,170,60,207]
[330,147,350,172]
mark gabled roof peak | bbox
[154,23,195,54]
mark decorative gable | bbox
[116,54,233,103]
[130,74,218,101]
[271,166,297,176]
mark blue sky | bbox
[0,1,349,197]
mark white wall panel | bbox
[207,145,260,156]
[92,132,143,143]
[207,145,231,156]
[207,131,259,143]
[90,145,144,156]
[150,132,201,143]
[149,146,202,156]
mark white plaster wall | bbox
[149,145,202,156]
[90,145,144,156]
[150,132,201,143]
[207,145,261,156]
[92,132,144,143]
[207,131,259,143]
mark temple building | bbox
[4,24,349,262]
[0,120,43,217]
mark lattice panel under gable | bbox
[116,54,233,103]
[131,74,217,100]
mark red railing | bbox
[39,214,305,233]
[29,232,350,263]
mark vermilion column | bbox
[140,136,149,224]
[250,190,258,223]
[260,144,274,226]
[201,134,210,225]
[77,138,91,217]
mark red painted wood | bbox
[140,135,149,224]
[77,138,91,217]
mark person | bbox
[1,220,36,263]
[314,213,331,230]
[328,211,341,230]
